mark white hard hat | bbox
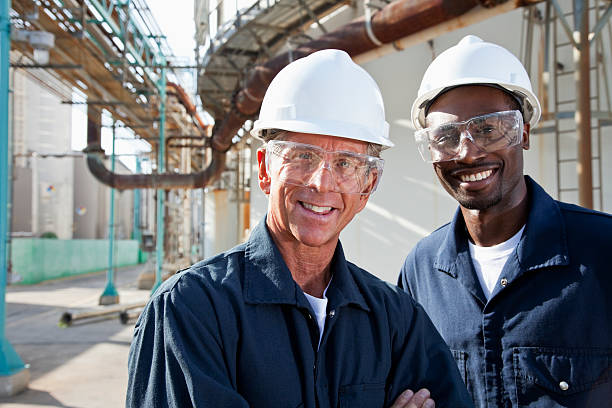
[251,49,393,147]
[411,35,541,130]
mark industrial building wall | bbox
[11,69,74,239]
[11,166,32,234]
[73,156,135,239]
[73,156,107,239]
[114,188,134,240]
[249,7,612,284]
[203,189,240,257]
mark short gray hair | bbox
[260,129,383,158]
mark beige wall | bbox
[249,6,612,283]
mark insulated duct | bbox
[87,0,543,190]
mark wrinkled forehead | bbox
[277,131,369,154]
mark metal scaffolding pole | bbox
[133,157,143,263]
[100,121,119,305]
[575,0,593,208]
[152,66,167,294]
[0,0,29,394]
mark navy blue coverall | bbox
[127,218,472,407]
[399,177,612,407]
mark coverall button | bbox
[500,278,508,286]
[559,381,569,391]
[328,310,335,317]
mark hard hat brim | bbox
[251,118,394,148]
[411,80,541,130]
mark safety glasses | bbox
[265,140,384,195]
[414,110,524,163]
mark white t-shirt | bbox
[468,225,525,300]
[303,282,330,349]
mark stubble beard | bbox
[455,187,503,210]
[439,171,504,211]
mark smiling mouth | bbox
[457,169,493,182]
[300,201,334,214]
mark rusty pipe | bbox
[86,149,225,190]
[167,82,210,132]
[87,0,541,190]
[355,0,545,63]
[85,110,222,190]
[230,0,482,119]
[213,0,545,152]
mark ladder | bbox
[547,0,612,210]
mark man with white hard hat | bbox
[399,35,612,407]
[128,49,473,407]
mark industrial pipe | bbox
[214,0,545,152]
[87,0,544,190]
[167,82,209,133]
[574,0,593,209]
[86,149,225,190]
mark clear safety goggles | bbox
[265,140,384,195]
[414,110,524,163]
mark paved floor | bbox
[0,263,152,408]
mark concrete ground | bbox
[0,264,151,408]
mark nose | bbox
[454,132,487,163]
[307,161,336,193]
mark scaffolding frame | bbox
[527,0,612,210]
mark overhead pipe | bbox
[167,82,210,133]
[86,106,224,191]
[213,0,545,152]
[85,150,225,190]
[87,0,544,189]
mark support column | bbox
[133,157,143,263]
[152,67,166,294]
[0,0,29,395]
[574,0,593,208]
[99,121,119,305]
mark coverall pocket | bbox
[513,347,612,407]
[338,382,385,408]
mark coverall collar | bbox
[434,176,570,302]
[244,217,370,312]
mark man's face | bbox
[258,132,371,248]
[425,85,530,211]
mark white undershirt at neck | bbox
[303,280,331,349]
[468,225,525,300]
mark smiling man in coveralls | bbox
[127,49,473,408]
[399,35,612,407]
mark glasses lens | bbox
[266,141,383,194]
[415,127,462,163]
[467,110,522,151]
[414,110,523,163]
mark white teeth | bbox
[459,170,493,182]
[302,202,332,213]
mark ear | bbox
[257,148,271,195]
[522,123,530,150]
[354,191,372,214]
[355,170,379,212]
